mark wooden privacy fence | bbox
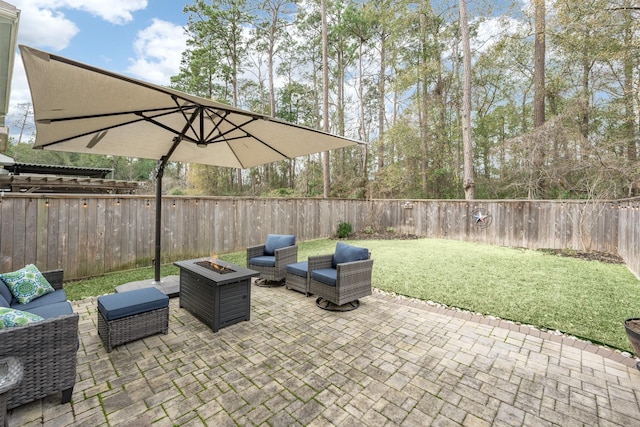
[0,194,638,281]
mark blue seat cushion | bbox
[98,287,169,321]
[286,261,308,277]
[27,301,74,319]
[264,234,295,256]
[311,268,337,287]
[332,242,369,268]
[0,293,9,308]
[249,256,276,267]
[15,289,67,311]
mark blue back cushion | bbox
[0,279,14,305]
[332,242,369,268]
[264,234,295,256]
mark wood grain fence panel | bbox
[165,198,179,262]
[0,195,638,280]
[193,199,207,257]
[35,199,48,269]
[45,200,59,269]
[124,198,136,268]
[103,198,116,273]
[536,202,550,249]
[92,199,105,276]
[22,199,36,266]
[607,202,619,255]
[65,199,80,279]
[77,199,91,277]
[426,201,437,237]
[7,198,25,268]
[56,199,69,272]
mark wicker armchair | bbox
[0,270,78,410]
[308,242,373,310]
[247,234,298,284]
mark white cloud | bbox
[13,2,79,51]
[126,19,188,85]
[13,0,147,25]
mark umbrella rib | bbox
[203,108,290,159]
[34,106,199,149]
[39,106,186,124]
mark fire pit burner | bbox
[195,260,236,274]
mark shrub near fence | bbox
[0,193,638,281]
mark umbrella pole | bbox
[154,159,165,283]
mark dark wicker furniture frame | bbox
[308,254,374,306]
[97,306,169,353]
[0,269,78,410]
[246,244,298,283]
[285,269,311,296]
[175,258,258,332]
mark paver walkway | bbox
[7,284,640,426]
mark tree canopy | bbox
[11,0,640,200]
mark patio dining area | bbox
[6,281,640,426]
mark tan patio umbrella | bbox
[20,45,361,282]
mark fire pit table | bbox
[174,257,259,332]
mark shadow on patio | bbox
[7,282,640,426]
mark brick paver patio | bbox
[7,283,640,426]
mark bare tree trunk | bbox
[534,0,545,128]
[322,0,330,198]
[358,40,369,179]
[377,34,386,171]
[459,0,474,200]
[623,7,637,163]
[532,0,546,198]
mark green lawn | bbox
[64,238,640,354]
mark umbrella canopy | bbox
[20,45,361,281]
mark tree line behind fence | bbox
[0,195,638,281]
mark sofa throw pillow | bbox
[332,242,369,268]
[264,234,295,256]
[0,307,44,329]
[0,264,55,305]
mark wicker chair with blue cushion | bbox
[308,242,373,310]
[247,234,298,285]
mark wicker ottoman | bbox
[285,261,311,296]
[97,288,169,352]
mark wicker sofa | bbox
[0,269,78,410]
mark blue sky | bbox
[7,0,190,140]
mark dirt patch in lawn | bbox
[537,248,625,264]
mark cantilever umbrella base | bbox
[315,297,360,311]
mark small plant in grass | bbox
[363,226,374,234]
[386,226,396,234]
[336,221,353,238]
